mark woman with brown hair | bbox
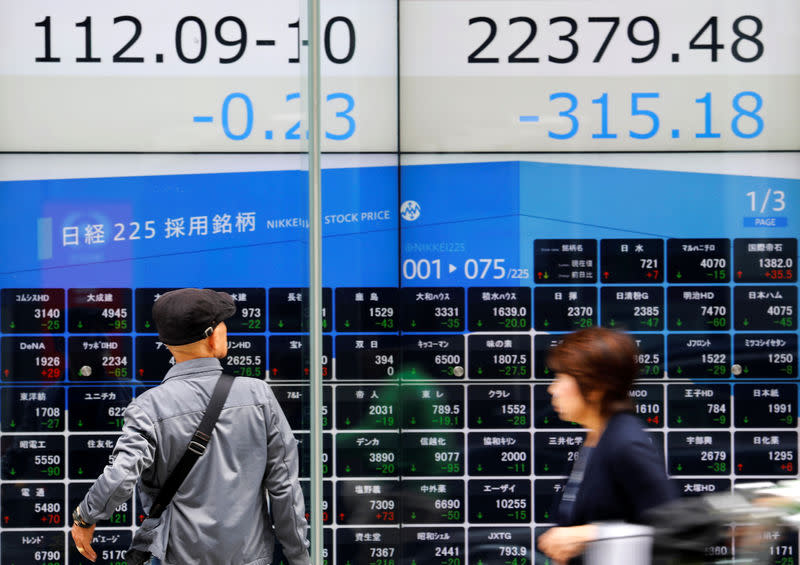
[537,327,676,564]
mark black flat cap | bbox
[152,288,236,346]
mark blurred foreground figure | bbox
[538,327,676,565]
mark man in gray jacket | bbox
[70,288,311,565]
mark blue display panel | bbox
[0,157,798,564]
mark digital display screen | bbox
[1,1,798,563]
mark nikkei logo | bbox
[400,200,421,221]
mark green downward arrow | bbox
[78,468,84,475]
[543,416,550,424]
[78,420,84,427]
[477,464,483,471]
[677,463,683,471]
[676,366,683,375]
[477,512,483,519]
[477,367,483,375]
[676,318,683,327]
[345,465,351,473]
[9,468,15,476]
[476,416,483,424]
[410,512,416,519]
[9,321,15,329]
[543,463,550,472]
[9,420,15,428]
[411,320,416,327]
[676,271,682,279]
[410,417,416,424]
[411,464,417,472]
[676,415,683,424]
[743,318,750,326]
[278,320,285,328]
[544,511,550,519]
[544,319,550,327]
[609,319,616,327]
[743,416,750,424]
[344,320,351,327]
[345,417,351,426]
[78,321,84,328]
[144,320,151,328]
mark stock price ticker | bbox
[1,236,798,564]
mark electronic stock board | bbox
[1,1,799,564]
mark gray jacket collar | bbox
[163,357,223,383]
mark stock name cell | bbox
[0,483,64,528]
[401,334,465,380]
[0,288,64,333]
[667,431,731,475]
[534,432,585,475]
[401,384,464,429]
[401,432,464,476]
[667,286,730,331]
[0,531,64,565]
[534,239,597,283]
[268,287,332,332]
[667,333,730,378]
[534,479,567,522]
[135,287,266,332]
[401,528,465,562]
[674,479,731,497]
[67,288,132,333]
[401,287,465,331]
[533,384,581,429]
[401,481,465,524]
[467,334,531,379]
[335,335,402,380]
[601,286,663,331]
[600,239,663,283]
[68,529,131,565]
[0,336,64,382]
[734,432,798,476]
[335,287,398,332]
[336,432,399,477]
[468,432,530,476]
[734,334,797,379]
[467,287,530,331]
[667,239,731,283]
[632,333,665,378]
[667,384,730,428]
[335,480,400,525]
[69,482,131,527]
[336,385,399,430]
[336,528,400,562]
[272,384,332,430]
[68,386,133,431]
[1,435,64,480]
[468,481,532,524]
[534,334,562,378]
[68,435,119,479]
[534,286,597,331]
[734,285,797,331]
[268,334,332,380]
[629,384,664,428]
[221,334,267,379]
[734,238,797,283]
[68,336,132,381]
[298,480,333,525]
[0,386,64,432]
[734,384,796,427]
[469,526,531,564]
[294,432,333,479]
[469,384,530,429]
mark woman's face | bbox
[547,372,593,426]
